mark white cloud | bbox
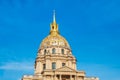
[0,61,34,71]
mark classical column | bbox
[51,75,53,80]
[70,75,72,80]
[60,75,61,80]
[54,75,56,80]
[75,76,77,80]
[43,75,46,80]
[54,75,55,80]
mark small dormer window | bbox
[52,48,56,54]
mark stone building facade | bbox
[21,12,99,80]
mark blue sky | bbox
[0,0,120,80]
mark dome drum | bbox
[38,47,72,56]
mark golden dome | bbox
[40,33,70,49]
[40,11,71,50]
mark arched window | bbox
[52,48,56,54]
[61,49,64,54]
[52,62,56,69]
[44,49,47,55]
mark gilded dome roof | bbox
[40,33,70,49]
[39,12,71,50]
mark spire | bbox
[50,10,59,34]
[53,10,56,23]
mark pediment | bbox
[55,66,76,72]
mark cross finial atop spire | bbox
[53,10,56,23]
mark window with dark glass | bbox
[52,62,56,69]
[52,48,56,54]
[61,49,64,54]
[44,49,47,55]
[62,63,65,66]
[43,64,46,70]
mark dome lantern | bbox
[50,10,59,34]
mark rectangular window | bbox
[61,49,64,54]
[43,64,46,70]
[52,48,56,54]
[52,62,56,69]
